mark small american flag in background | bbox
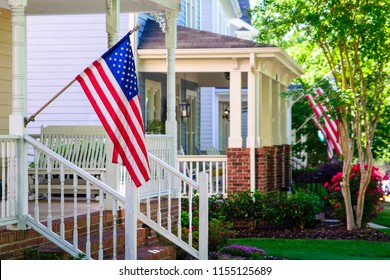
[76,32,150,187]
[306,88,342,158]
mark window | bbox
[185,0,197,28]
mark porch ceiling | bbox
[2,0,180,14]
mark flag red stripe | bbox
[83,65,150,182]
[77,69,148,186]
[306,93,342,156]
[314,89,338,137]
[93,61,149,162]
[76,74,143,187]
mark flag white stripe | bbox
[306,94,340,151]
[93,61,149,169]
[314,89,338,134]
[78,67,148,183]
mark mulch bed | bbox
[236,220,390,242]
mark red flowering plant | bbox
[324,163,387,225]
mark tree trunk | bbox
[355,167,372,228]
[355,190,366,228]
[341,183,356,230]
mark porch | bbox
[0,133,213,260]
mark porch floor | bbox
[1,197,100,231]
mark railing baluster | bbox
[1,141,5,218]
[86,181,91,259]
[215,162,220,194]
[177,182,182,240]
[47,157,52,231]
[188,185,193,247]
[73,172,78,250]
[34,149,39,221]
[60,165,65,239]
[167,172,172,233]
[5,143,10,216]
[157,165,162,226]
[112,199,117,260]
[9,141,17,216]
[98,189,104,260]
[208,161,212,194]
[222,161,226,196]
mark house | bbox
[0,0,303,260]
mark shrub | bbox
[208,218,237,251]
[215,190,323,230]
[179,210,236,255]
[325,163,386,225]
[285,190,324,229]
[221,190,257,222]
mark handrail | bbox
[148,152,200,189]
[0,135,20,140]
[177,155,227,161]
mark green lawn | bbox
[229,238,390,260]
[373,201,390,227]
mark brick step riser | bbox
[0,211,156,259]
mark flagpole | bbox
[24,24,142,127]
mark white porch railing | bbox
[145,134,175,165]
[177,155,228,197]
[0,136,19,226]
[22,135,208,260]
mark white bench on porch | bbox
[28,126,106,197]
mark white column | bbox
[280,85,291,145]
[246,71,261,149]
[261,75,273,147]
[272,81,282,145]
[165,10,178,166]
[106,0,120,47]
[246,63,260,192]
[8,0,28,229]
[105,0,120,209]
[228,71,242,148]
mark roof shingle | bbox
[138,19,273,49]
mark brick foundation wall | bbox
[283,145,292,189]
[227,145,292,194]
[276,145,286,190]
[226,148,251,193]
[264,146,278,192]
[255,148,268,193]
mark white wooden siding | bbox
[200,0,214,32]
[26,14,130,135]
[200,87,214,151]
[0,8,12,135]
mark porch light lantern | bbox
[180,100,191,118]
[223,107,230,121]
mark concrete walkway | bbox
[367,222,389,229]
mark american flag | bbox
[76,32,150,187]
[306,88,342,158]
[311,114,334,159]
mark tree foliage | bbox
[250,0,390,230]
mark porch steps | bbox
[0,210,175,260]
